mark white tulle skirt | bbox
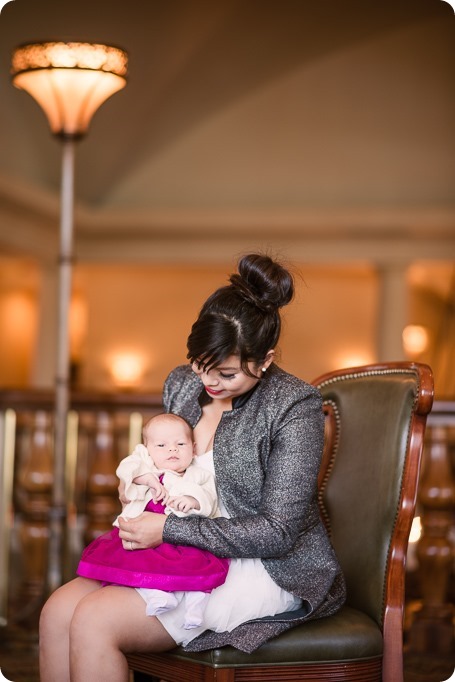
[138,556,301,646]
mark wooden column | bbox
[376,263,408,362]
[15,411,53,622]
[84,412,120,544]
[409,418,455,655]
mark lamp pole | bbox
[47,137,75,591]
[11,42,128,591]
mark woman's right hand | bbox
[117,512,167,550]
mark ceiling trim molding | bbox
[77,234,455,266]
[0,175,453,263]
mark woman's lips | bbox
[205,386,223,395]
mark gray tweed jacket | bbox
[162,363,346,652]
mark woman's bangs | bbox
[189,346,234,374]
[187,313,240,372]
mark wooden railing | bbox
[407,401,455,657]
[0,389,163,627]
[0,390,453,638]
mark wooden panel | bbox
[126,653,382,682]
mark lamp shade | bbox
[11,42,128,138]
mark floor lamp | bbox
[11,41,128,592]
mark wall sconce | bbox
[402,325,429,357]
[110,352,146,388]
[11,41,128,591]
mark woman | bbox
[39,253,345,682]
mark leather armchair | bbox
[127,362,434,682]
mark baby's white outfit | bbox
[117,444,223,628]
[114,443,220,524]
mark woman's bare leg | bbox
[39,576,102,682]
[69,584,176,682]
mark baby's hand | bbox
[167,495,200,513]
[133,473,168,503]
[152,483,170,504]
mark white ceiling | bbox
[0,0,453,264]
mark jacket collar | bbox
[197,378,261,410]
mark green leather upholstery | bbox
[319,371,418,625]
[165,606,383,665]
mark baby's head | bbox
[142,413,195,473]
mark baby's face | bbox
[144,419,194,472]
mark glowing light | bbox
[402,325,429,357]
[69,295,88,361]
[109,353,145,387]
[11,42,128,138]
[409,516,422,544]
[333,352,375,370]
[407,515,422,572]
[3,292,33,327]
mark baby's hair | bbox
[142,412,194,444]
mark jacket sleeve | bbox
[164,467,220,518]
[163,388,325,559]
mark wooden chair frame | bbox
[126,362,434,682]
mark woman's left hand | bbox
[117,512,166,551]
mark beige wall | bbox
[74,262,379,391]
[0,259,382,391]
[76,264,227,391]
[0,258,39,387]
[0,257,452,396]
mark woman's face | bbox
[191,354,267,401]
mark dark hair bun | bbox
[229,254,294,312]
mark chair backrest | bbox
[313,362,433,631]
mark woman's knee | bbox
[69,590,114,647]
[40,585,71,638]
[40,578,101,640]
[69,587,176,654]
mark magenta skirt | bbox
[76,498,229,592]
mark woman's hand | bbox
[117,512,166,551]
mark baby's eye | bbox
[155,443,165,448]
[178,441,187,446]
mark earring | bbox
[261,367,266,373]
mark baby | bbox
[115,412,220,522]
[77,413,228,629]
